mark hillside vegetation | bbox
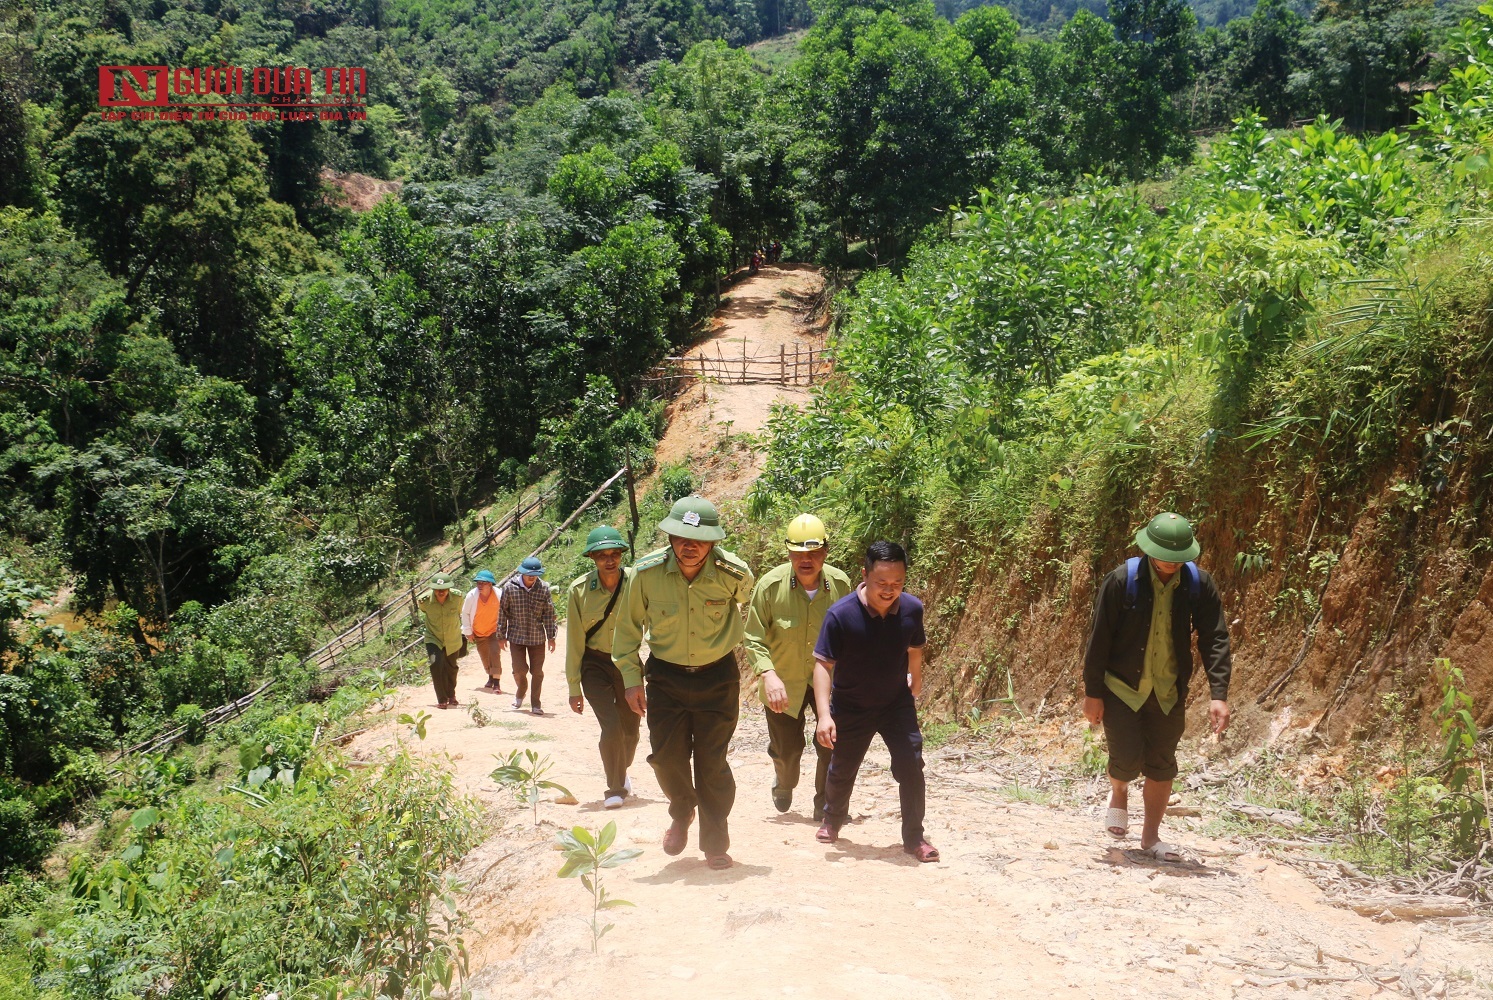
[750,0,1493,860]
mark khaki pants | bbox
[473,634,502,689]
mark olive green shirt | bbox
[418,589,464,656]
[564,566,633,698]
[1105,563,1180,714]
[611,545,756,688]
[743,561,854,716]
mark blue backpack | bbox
[1124,556,1199,610]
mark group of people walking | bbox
[417,556,557,713]
[417,496,1234,871]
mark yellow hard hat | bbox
[785,513,828,551]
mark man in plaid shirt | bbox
[499,556,558,714]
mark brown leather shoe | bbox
[815,819,839,844]
[662,813,694,856]
[706,853,732,870]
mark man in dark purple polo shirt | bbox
[810,540,939,863]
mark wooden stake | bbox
[624,454,640,554]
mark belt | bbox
[648,653,733,674]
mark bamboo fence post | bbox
[780,344,785,384]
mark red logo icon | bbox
[98,66,169,106]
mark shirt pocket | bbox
[773,616,798,632]
[649,601,681,643]
[704,599,728,624]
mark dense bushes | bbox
[42,746,479,1000]
[752,4,1493,568]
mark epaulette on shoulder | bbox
[633,547,671,572]
[712,549,750,579]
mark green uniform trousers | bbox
[645,653,739,855]
[580,649,641,799]
[765,695,830,817]
[425,643,459,704]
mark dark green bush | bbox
[0,791,57,873]
[169,705,206,745]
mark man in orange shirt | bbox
[462,569,503,694]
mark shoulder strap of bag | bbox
[585,579,625,645]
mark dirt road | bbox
[650,263,828,505]
[343,257,1491,999]
[351,639,1493,1000]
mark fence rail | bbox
[303,483,557,674]
[639,343,830,393]
[113,479,573,760]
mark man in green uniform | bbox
[566,526,638,810]
[418,572,466,708]
[744,513,853,820]
[613,495,755,870]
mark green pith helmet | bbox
[658,495,726,542]
[430,572,455,590]
[1135,512,1201,563]
[583,526,628,555]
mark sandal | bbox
[1105,807,1128,840]
[1143,841,1182,863]
[705,853,733,870]
[904,839,940,863]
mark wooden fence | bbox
[639,342,829,395]
[113,469,632,761]
[302,482,559,675]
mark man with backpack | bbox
[566,527,638,809]
[1082,512,1233,862]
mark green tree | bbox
[793,0,990,264]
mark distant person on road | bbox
[419,572,465,709]
[499,556,557,715]
[461,569,503,694]
[612,495,755,870]
[566,527,639,809]
[1082,512,1233,862]
[744,513,852,821]
[812,540,938,862]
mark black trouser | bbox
[765,695,830,816]
[425,643,458,704]
[510,643,546,706]
[645,653,739,855]
[580,649,641,798]
[823,694,926,848]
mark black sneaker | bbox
[772,787,792,813]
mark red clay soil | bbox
[320,169,402,211]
